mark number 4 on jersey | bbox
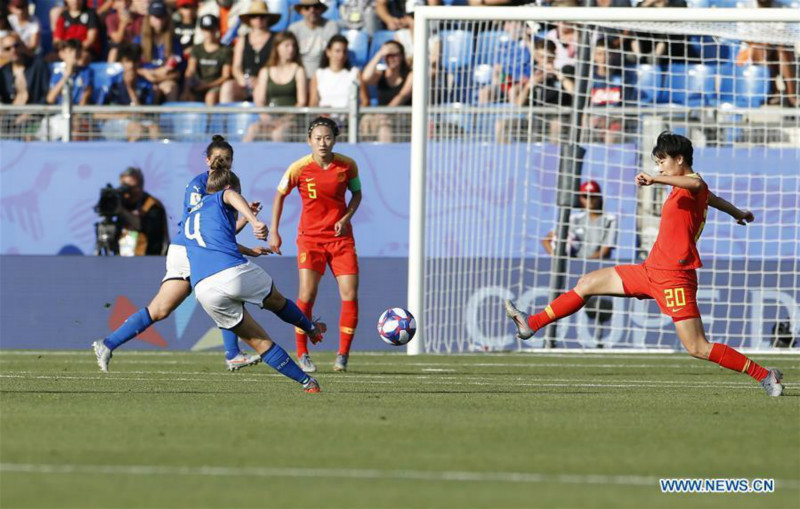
[185,213,206,247]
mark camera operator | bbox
[115,167,169,256]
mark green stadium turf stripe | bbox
[2,463,798,490]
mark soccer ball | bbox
[377,308,416,346]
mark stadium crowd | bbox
[0,0,797,141]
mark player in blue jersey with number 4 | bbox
[185,158,322,393]
[93,135,324,372]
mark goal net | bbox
[407,7,800,353]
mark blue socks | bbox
[261,343,310,384]
[103,308,154,351]
[222,329,241,360]
[274,299,314,333]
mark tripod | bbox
[94,217,120,256]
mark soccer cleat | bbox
[333,354,349,372]
[298,353,317,373]
[308,319,327,345]
[92,340,112,373]
[503,299,536,340]
[760,368,784,397]
[225,353,261,372]
[302,377,321,393]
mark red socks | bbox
[526,290,586,332]
[339,300,359,355]
[708,343,769,382]
[295,300,313,357]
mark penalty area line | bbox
[2,463,798,490]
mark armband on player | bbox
[348,176,362,192]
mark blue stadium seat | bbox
[475,30,504,66]
[663,63,714,107]
[369,30,399,61]
[209,102,260,142]
[287,0,303,24]
[440,30,473,71]
[159,102,209,141]
[630,64,662,104]
[341,29,370,68]
[734,64,770,108]
[322,0,340,21]
[266,0,291,31]
[718,63,736,105]
[442,0,469,5]
[89,62,123,105]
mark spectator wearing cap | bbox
[542,180,618,260]
[173,0,199,56]
[288,0,338,78]
[220,0,280,103]
[53,0,101,60]
[105,0,144,62]
[6,0,40,58]
[136,0,181,103]
[182,14,232,105]
[197,0,247,46]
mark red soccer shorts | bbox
[614,264,700,322]
[297,237,359,277]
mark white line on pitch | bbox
[2,463,798,490]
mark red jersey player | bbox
[270,117,362,373]
[505,131,784,397]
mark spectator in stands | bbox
[339,0,379,36]
[477,21,531,105]
[1,33,50,105]
[309,34,368,109]
[361,40,412,142]
[546,22,577,78]
[219,0,280,103]
[584,39,625,143]
[289,0,338,78]
[115,167,169,256]
[173,0,199,56]
[136,0,181,103]
[0,5,11,46]
[183,14,232,105]
[97,43,159,141]
[244,31,307,142]
[7,0,40,58]
[542,180,618,260]
[736,0,797,107]
[53,0,101,61]
[105,0,144,62]
[197,0,247,46]
[375,0,412,31]
[46,39,93,105]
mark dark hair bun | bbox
[211,135,227,143]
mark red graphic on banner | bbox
[109,295,168,347]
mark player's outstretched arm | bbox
[237,244,272,257]
[635,173,706,193]
[269,192,286,255]
[708,191,754,225]
[223,190,268,239]
[234,200,262,234]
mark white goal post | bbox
[407,6,800,354]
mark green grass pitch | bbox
[1,350,798,509]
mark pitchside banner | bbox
[0,256,796,351]
[1,142,797,258]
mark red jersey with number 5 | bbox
[278,153,359,242]
[644,173,709,271]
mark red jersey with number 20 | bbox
[645,173,709,271]
[278,153,360,242]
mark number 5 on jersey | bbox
[185,213,206,247]
[307,181,317,199]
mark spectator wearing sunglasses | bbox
[289,0,338,78]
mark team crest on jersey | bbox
[337,172,346,183]
[300,252,307,263]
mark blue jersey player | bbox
[93,135,324,373]
[185,162,322,393]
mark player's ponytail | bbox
[209,154,232,172]
[205,134,234,159]
[206,170,240,194]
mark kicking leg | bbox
[674,318,783,397]
[232,308,320,393]
[505,267,626,339]
[93,279,191,372]
[262,284,326,342]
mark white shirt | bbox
[8,15,40,54]
[315,66,360,108]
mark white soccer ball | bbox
[377,308,417,346]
